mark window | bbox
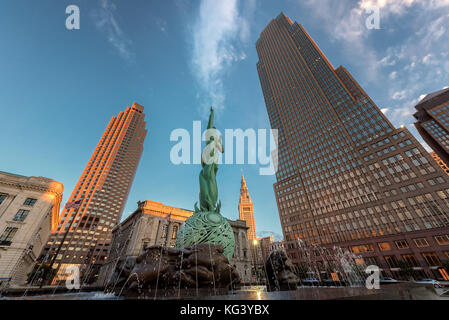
[172,225,178,240]
[0,227,18,245]
[435,235,449,246]
[351,244,374,253]
[364,256,379,266]
[422,252,441,266]
[378,242,391,251]
[402,254,419,267]
[23,198,37,206]
[13,209,30,222]
[384,255,399,268]
[395,240,409,249]
[413,238,429,247]
[0,194,7,205]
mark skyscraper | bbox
[414,88,449,167]
[41,102,147,283]
[256,13,449,279]
[238,174,257,241]
[430,152,449,177]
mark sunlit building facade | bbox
[256,13,449,279]
[430,152,449,177]
[41,102,147,284]
[0,171,63,287]
[238,174,257,241]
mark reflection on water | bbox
[2,291,120,300]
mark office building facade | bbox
[41,102,147,284]
[256,13,449,279]
[414,88,449,168]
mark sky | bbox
[1,0,449,241]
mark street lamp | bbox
[252,239,259,284]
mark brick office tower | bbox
[42,102,147,284]
[414,88,449,168]
[430,152,449,176]
[256,13,449,279]
[239,174,257,241]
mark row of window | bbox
[351,235,449,253]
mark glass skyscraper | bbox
[257,13,449,279]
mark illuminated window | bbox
[351,244,374,253]
[378,242,391,251]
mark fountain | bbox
[107,107,240,298]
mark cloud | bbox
[392,90,408,100]
[257,231,283,242]
[190,0,255,116]
[91,0,133,62]
[389,71,397,80]
[156,19,168,33]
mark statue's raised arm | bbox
[207,107,214,130]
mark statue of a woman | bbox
[195,107,224,213]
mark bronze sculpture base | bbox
[106,244,240,298]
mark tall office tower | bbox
[42,102,147,283]
[414,88,449,167]
[238,175,257,241]
[256,13,449,279]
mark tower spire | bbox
[238,174,256,241]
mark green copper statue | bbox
[176,107,235,260]
[196,107,223,213]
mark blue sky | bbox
[1,0,448,241]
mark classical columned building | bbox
[97,200,253,287]
[256,13,449,279]
[0,171,63,287]
[40,102,147,284]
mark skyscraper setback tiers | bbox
[42,102,147,283]
[256,13,449,277]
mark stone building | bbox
[259,236,274,262]
[228,219,252,283]
[0,171,63,287]
[97,200,253,287]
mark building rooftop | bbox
[414,87,449,119]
